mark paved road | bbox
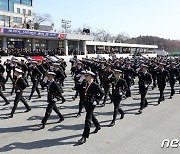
[0,64,180,154]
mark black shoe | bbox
[3,102,10,106]
[76,113,81,118]
[100,103,105,107]
[92,126,101,134]
[37,95,41,99]
[78,137,86,144]
[123,95,127,99]
[27,97,31,101]
[169,96,172,99]
[138,110,142,114]
[61,99,66,104]
[120,112,125,119]
[57,118,64,123]
[72,96,76,100]
[6,114,13,118]
[24,108,31,113]
[109,122,115,127]
[158,100,161,105]
[37,124,45,129]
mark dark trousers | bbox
[125,79,131,97]
[103,85,112,104]
[170,79,175,96]
[23,73,29,86]
[82,104,100,138]
[41,100,63,125]
[152,76,157,88]
[11,91,30,115]
[158,83,166,101]
[0,90,9,104]
[112,95,124,122]
[78,96,84,114]
[139,88,148,110]
[5,72,13,83]
[29,80,40,98]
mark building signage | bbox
[0,27,60,38]
[59,33,67,39]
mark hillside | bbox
[124,36,180,52]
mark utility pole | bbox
[61,19,71,33]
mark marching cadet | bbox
[101,63,113,107]
[75,70,86,117]
[150,61,158,90]
[26,57,32,79]
[38,72,64,129]
[7,68,31,118]
[78,71,104,144]
[157,63,169,104]
[109,69,127,127]
[20,59,29,87]
[138,64,152,114]
[4,59,13,83]
[168,62,179,99]
[0,60,5,91]
[37,60,46,90]
[28,61,42,100]
[98,61,106,87]
[0,72,10,106]
[53,63,66,103]
[123,61,136,98]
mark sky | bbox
[33,0,180,40]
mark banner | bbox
[0,27,59,38]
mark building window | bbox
[21,0,32,6]
[17,17,22,23]
[13,17,22,23]
[0,15,4,21]
[28,10,31,16]
[13,17,17,22]
[14,0,21,3]
[17,8,20,13]
[23,9,26,15]
[0,0,9,11]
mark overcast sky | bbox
[33,0,180,40]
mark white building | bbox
[0,0,33,28]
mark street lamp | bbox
[61,19,71,33]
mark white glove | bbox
[93,101,97,106]
[108,74,113,79]
[145,85,148,88]
[53,98,58,102]
[16,90,21,92]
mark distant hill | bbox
[124,36,180,52]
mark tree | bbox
[115,32,130,43]
[33,13,52,30]
[94,29,113,42]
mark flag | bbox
[0,28,4,33]
[59,33,67,39]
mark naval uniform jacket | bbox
[168,67,179,81]
[31,66,42,82]
[156,69,169,86]
[84,82,104,106]
[14,77,27,93]
[47,80,62,102]
[111,78,128,96]
[138,72,152,93]
[103,70,113,86]
[0,73,5,91]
